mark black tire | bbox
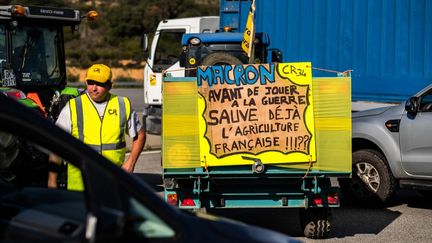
[418,190,432,199]
[299,208,331,239]
[339,149,396,207]
[201,52,243,66]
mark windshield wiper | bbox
[17,30,40,71]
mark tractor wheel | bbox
[201,52,243,66]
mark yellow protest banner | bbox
[197,62,316,166]
[162,63,351,172]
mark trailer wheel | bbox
[201,52,243,66]
[299,208,331,239]
[339,149,396,207]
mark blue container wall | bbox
[219,0,251,32]
[246,0,432,102]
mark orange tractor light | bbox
[167,193,178,206]
[11,5,26,17]
[86,10,98,21]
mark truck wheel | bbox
[339,149,396,207]
[201,52,243,66]
[299,208,331,239]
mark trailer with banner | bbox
[162,62,351,238]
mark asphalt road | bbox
[112,88,161,150]
[112,88,145,112]
[121,88,432,243]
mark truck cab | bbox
[143,16,219,135]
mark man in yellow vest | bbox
[48,64,145,191]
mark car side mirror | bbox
[142,33,148,53]
[405,97,419,113]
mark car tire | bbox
[339,149,396,207]
[299,208,331,239]
[201,52,243,66]
[418,190,432,199]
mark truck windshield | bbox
[11,25,62,87]
[154,30,184,69]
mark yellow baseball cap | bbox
[85,64,112,83]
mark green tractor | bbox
[0,5,96,116]
[0,5,96,187]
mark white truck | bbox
[143,16,219,134]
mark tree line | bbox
[5,0,218,68]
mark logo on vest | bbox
[108,109,118,116]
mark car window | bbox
[419,89,432,112]
[0,130,84,190]
[0,130,87,241]
[128,197,175,238]
[0,114,178,242]
[1,131,53,187]
[154,30,184,68]
[0,128,177,241]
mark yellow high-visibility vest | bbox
[67,93,131,191]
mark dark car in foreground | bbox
[0,94,298,242]
[340,83,432,206]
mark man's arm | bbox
[122,128,145,173]
[48,153,62,188]
[48,102,71,188]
